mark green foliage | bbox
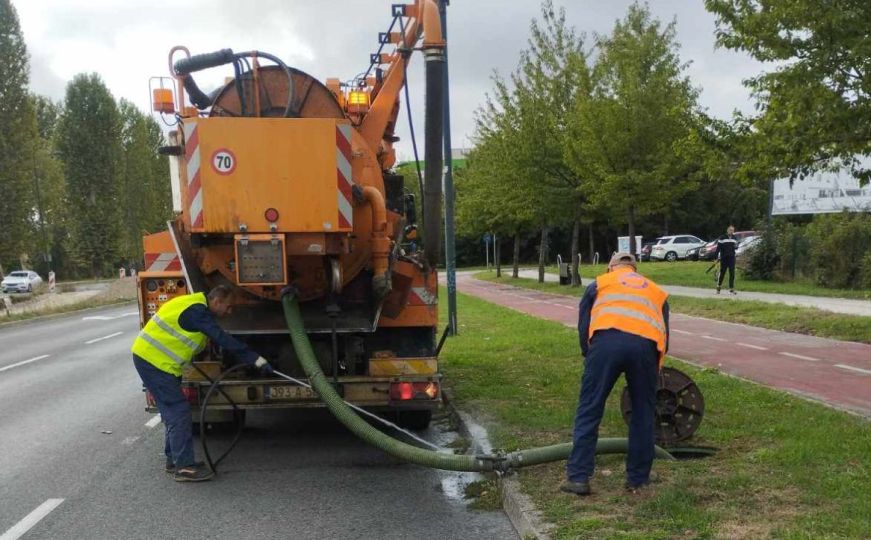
[705,0,871,184]
[0,0,38,272]
[742,222,779,281]
[56,73,123,278]
[806,212,871,289]
[564,3,703,252]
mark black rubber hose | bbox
[423,50,445,268]
[183,76,213,110]
[196,363,249,472]
[174,48,236,75]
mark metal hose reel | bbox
[620,367,705,446]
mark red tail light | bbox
[181,386,199,405]
[389,381,439,401]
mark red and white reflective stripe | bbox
[408,287,437,306]
[336,124,353,229]
[184,122,203,229]
[144,252,181,272]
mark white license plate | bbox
[265,385,317,400]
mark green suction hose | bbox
[281,293,673,472]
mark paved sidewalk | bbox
[453,273,871,418]
[516,269,871,317]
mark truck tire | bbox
[395,410,433,431]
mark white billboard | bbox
[772,164,871,215]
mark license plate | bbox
[265,385,317,400]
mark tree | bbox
[0,0,38,274]
[56,74,123,278]
[705,0,871,184]
[565,3,702,255]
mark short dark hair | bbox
[207,285,233,302]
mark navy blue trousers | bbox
[133,355,195,467]
[567,329,658,486]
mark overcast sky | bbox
[14,0,765,161]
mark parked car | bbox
[640,240,660,262]
[735,235,762,257]
[685,245,702,261]
[698,230,758,261]
[1,270,43,293]
[650,235,707,262]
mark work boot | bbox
[559,480,591,496]
[624,481,649,494]
[716,286,721,294]
[165,458,204,474]
[173,464,214,482]
[730,289,737,295]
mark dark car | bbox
[686,245,702,261]
[698,230,757,261]
[640,240,659,262]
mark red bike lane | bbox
[452,274,871,418]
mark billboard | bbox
[771,165,871,215]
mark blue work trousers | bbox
[133,355,195,468]
[567,329,658,486]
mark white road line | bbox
[82,311,138,321]
[0,498,64,540]
[834,364,871,376]
[671,329,694,335]
[779,352,820,362]
[736,342,768,351]
[121,436,141,446]
[84,331,123,345]
[700,335,727,342]
[145,414,162,428]
[0,355,50,373]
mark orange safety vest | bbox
[589,267,668,366]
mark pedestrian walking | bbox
[131,285,273,482]
[561,253,669,496]
[715,225,739,294]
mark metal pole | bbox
[485,237,489,269]
[439,0,458,336]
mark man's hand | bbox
[254,356,274,375]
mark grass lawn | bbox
[475,273,871,345]
[440,291,871,539]
[475,261,871,300]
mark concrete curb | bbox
[442,391,553,540]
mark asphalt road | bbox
[0,305,516,540]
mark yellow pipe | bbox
[361,186,391,298]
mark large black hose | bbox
[422,49,445,268]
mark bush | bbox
[806,212,871,289]
[742,222,780,280]
[861,252,871,290]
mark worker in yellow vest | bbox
[131,285,272,482]
[560,252,669,496]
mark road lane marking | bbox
[0,498,64,540]
[82,312,138,321]
[779,352,820,362]
[834,364,871,376]
[121,436,141,446]
[0,355,50,373]
[671,329,694,335]
[84,331,124,345]
[145,414,162,428]
[736,342,768,351]
[700,335,726,342]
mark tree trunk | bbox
[495,236,502,278]
[512,234,520,278]
[627,205,637,256]
[588,223,595,265]
[538,226,549,283]
[571,219,581,286]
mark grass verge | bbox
[0,279,137,324]
[440,291,871,539]
[477,261,871,300]
[475,273,871,344]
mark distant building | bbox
[772,160,871,215]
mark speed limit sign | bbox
[211,148,237,175]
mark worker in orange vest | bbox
[561,252,669,496]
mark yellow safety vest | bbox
[131,292,208,376]
[589,267,668,367]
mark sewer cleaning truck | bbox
[138,0,448,431]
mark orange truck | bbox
[139,1,447,430]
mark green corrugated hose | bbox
[281,293,674,472]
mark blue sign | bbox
[482,234,492,245]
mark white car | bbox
[1,271,43,293]
[650,235,706,262]
[735,236,761,257]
